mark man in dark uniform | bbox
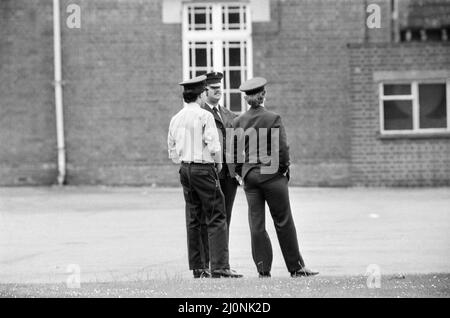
[203,72,239,229]
[198,72,239,268]
[232,77,318,278]
[168,75,242,279]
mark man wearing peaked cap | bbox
[199,71,240,271]
[239,77,267,95]
[232,77,319,278]
[178,75,207,93]
[205,72,223,86]
[168,74,243,279]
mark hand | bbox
[216,163,223,173]
[284,168,290,181]
[235,175,243,186]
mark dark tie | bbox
[213,106,222,122]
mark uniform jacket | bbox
[232,105,290,183]
[202,104,238,179]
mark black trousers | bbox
[243,168,305,273]
[199,175,238,267]
[179,163,230,271]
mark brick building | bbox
[0,0,449,186]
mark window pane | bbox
[425,28,444,41]
[223,94,227,109]
[229,47,241,66]
[419,84,447,129]
[210,48,213,67]
[194,13,206,25]
[229,12,240,24]
[189,46,192,67]
[223,46,226,67]
[229,70,241,89]
[195,48,207,67]
[230,93,241,112]
[383,84,411,95]
[383,100,413,130]
[400,29,422,42]
[244,44,247,65]
[196,70,206,77]
[222,6,246,30]
[209,10,212,29]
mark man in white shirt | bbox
[168,75,243,279]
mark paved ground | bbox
[0,187,449,285]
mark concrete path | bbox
[0,187,449,283]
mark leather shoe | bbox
[258,271,271,278]
[193,269,211,278]
[290,267,319,277]
[211,268,243,278]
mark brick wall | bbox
[251,0,369,186]
[6,0,445,187]
[0,0,57,185]
[59,0,182,185]
[348,42,450,186]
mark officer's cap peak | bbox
[239,77,267,94]
[179,75,207,86]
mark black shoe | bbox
[211,269,243,278]
[290,267,319,277]
[258,271,271,278]
[193,269,211,278]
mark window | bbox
[183,3,253,112]
[400,28,449,42]
[187,5,213,31]
[396,0,450,42]
[379,81,450,134]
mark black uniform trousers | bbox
[199,165,238,268]
[179,162,230,271]
[243,168,305,273]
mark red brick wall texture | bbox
[1,0,448,186]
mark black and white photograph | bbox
[0,0,449,301]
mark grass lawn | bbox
[1,273,449,298]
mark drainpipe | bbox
[363,0,368,42]
[392,0,400,43]
[53,0,66,185]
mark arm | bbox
[167,118,180,164]
[273,115,290,174]
[203,112,222,170]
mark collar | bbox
[248,103,265,109]
[206,102,220,111]
[185,102,201,108]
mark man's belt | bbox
[181,161,215,166]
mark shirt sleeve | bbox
[167,118,180,164]
[203,112,221,160]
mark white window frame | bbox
[182,2,253,113]
[379,80,450,135]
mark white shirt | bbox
[168,102,221,164]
